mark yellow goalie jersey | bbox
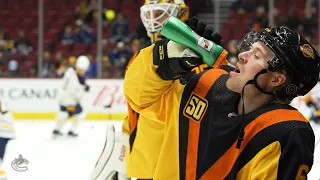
[124,44,184,179]
[124,51,166,179]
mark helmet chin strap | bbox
[245,69,275,96]
[236,68,275,149]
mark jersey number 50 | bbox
[183,93,208,122]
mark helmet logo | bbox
[264,28,271,32]
[286,84,298,95]
[271,58,280,67]
[267,58,282,70]
[300,44,314,59]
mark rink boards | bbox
[0,78,127,120]
[0,78,318,121]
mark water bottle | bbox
[160,16,228,68]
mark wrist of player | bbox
[84,84,90,92]
[153,39,203,80]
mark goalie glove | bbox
[153,39,202,80]
[84,84,90,92]
[153,16,223,80]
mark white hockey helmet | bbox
[76,55,90,71]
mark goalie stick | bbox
[89,125,116,180]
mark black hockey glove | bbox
[184,16,222,46]
[85,84,90,92]
[153,39,203,80]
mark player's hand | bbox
[184,16,222,45]
[85,84,90,92]
[153,17,223,81]
[153,39,203,80]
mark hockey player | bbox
[52,55,90,137]
[124,17,320,180]
[304,81,320,123]
[89,1,192,180]
[0,100,15,180]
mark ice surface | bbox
[2,119,320,180]
[3,120,123,180]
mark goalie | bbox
[89,0,193,179]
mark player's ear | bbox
[270,71,286,87]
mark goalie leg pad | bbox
[89,124,129,180]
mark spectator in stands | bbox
[84,0,104,24]
[14,30,32,56]
[54,51,68,77]
[130,38,141,57]
[125,37,141,68]
[110,12,130,43]
[134,21,150,48]
[101,55,112,78]
[285,7,300,32]
[56,59,69,78]
[68,56,77,68]
[5,59,23,77]
[102,39,111,57]
[110,41,131,78]
[301,8,317,37]
[74,20,94,44]
[41,51,56,77]
[226,39,239,66]
[230,0,244,12]
[0,34,10,65]
[232,0,268,15]
[0,32,6,49]
[85,52,97,78]
[61,26,76,45]
[306,0,316,12]
[272,8,285,27]
[251,6,268,32]
[74,0,89,21]
[0,31,13,51]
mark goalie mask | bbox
[140,0,189,43]
[237,26,320,98]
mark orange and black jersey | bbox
[179,69,315,180]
